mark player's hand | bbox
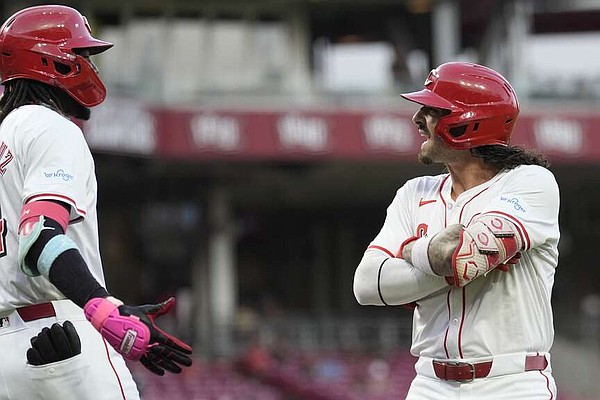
[84,296,193,376]
[27,321,81,365]
[119,299,193,375]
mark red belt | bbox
[433,354,548,382]
[16,303,56,322]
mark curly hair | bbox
[470,145,550,170]
[0,79,90,123]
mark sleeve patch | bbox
[498,195,528,214]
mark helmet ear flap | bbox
[31,55,73,78]
[52,60,73,76]
[448,121,481,139]
[448,125,468,138]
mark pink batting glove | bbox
[84,296,192,375]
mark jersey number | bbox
[0,218,6,258]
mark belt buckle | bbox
[448,361,475,383]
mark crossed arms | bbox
[353,217,523,306]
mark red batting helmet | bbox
[401,62,519,149]
[0,5,113,107]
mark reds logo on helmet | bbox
[401,62,520,150]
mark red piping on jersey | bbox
[102,339,127,400]
[452,190,513,358]
[464,212,481,227]
[540,370,554,400]
[483,210,531,250]
[539,371,554,400]
[439,176,452,359]
[25,193,87,217]
[367,245,395,258]
[457,286,467,358]
[443,289,451,358]
[70,216,84,224]
[458,187,490,224]
[438,176,450,228]
[535,351,554,400]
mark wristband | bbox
[411,235,436,275]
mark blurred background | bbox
[3,0,600,398]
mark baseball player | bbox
[0,5,192,399]
[354,62,559,399]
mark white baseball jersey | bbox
[355,164,560,399]
[0,104,105,312]
[0,104,139,400]
[368,164,559,360]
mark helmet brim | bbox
[401,88,457,111]
[71,37,114,55]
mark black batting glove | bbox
[27,321,81,366]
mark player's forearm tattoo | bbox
[428,224,463,276]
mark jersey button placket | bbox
[446,202,460,225]
[446,289,464,358]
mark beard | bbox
[418,151,433,165]
[418,134,444,165]
[417,133,464,165]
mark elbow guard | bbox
[452,215,523,287]
[18,201,74,277]
[18,215,78,277]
